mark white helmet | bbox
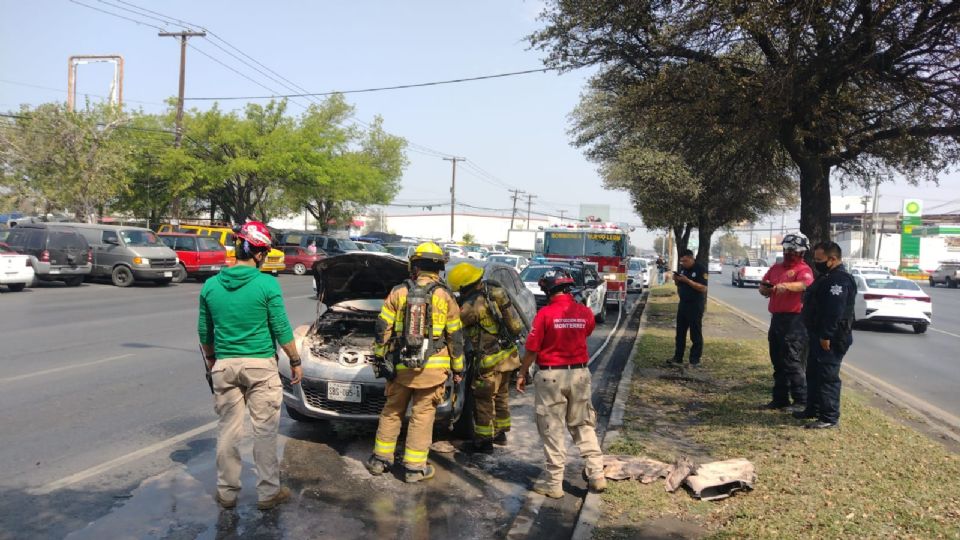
[781,232,810,253]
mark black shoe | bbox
[467,440,495,454]
[493,432,508,446]
[761,401,791,410]
[792,408,818,419]
[804,420,838,430]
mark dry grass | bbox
[595,286,960,540]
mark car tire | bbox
[293,263,307,275]
[596,304,607,324]
[111,265,134,287]
[172,264,188,284]
[64,276,84,287]
[271,271,279,277]
[929,278,936,287]
[7,283,25,292]
[451,378,476,440]
[736,278,744,288]
[948,278,957,289]
[913,323,928,334]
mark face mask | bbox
[814,260,830,274]
[784,252,800,264]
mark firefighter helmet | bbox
[409,241,446,271]
[538,268,576,296]
[781,232,810,253]
[447,262,483,292]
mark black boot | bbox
[467,439,495,454]
[493,432,508,446]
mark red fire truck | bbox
[541,222,630,304]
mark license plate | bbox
[163,271,173,277]
[49,269,60,274]
[327,382,362,402]
[209,265,221,271]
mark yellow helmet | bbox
[409,241,446,271]
[447,262,483,292]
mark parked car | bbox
[626,257,649,292]
[62,223,179,286]
[708,258,723,274]
[929,261,960,288]
[486,254,529,272]
[158,223,285,274]
[463,245,489,261]
[852,275,932,334]
[282,245,326,275]
[0,244,34,292]
[443,244,466,258]
[850,265,892,277]
[354,241,387,253]
[731,258,770,288]
[158,232,227,283]
[519,262,608,323]
[278,230,363,256]
[384,243,417,259]
[3,223,92,286]
[278,253,470,433]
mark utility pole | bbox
[867,177,881,261]
[525,194,538,229]
[508,189,525,230]
[159,30,205,222]
[558,209,567,224]
[443,157,465,241]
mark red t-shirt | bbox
[525,293,596,367]
[762,260,815,314]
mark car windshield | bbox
[386,245,410,257]
[628,259,646,271]
[198,237,225,251]
[519,265,583,285]
[120,229,160,247]
[864,278,921,291]
[488,255,517,265]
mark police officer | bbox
[516,268,605,498]
[668,249,708,367]
[795,241,856,429]
[447,262,526,453]
[366,242,466,482]
[759,232,814,411]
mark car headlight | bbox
[133,257,150,266]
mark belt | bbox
[539,363,588,370]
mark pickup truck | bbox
[732,258,770,288]
[929,261,960,288]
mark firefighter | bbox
[516,268,606,498]
[447,262,526,453]
[366,242,466,482]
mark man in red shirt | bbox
[759,233,815,411]
[517,268,605,499]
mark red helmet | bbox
[538,268,575,296]
[236,221,272,248]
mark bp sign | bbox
[900,199,923,271]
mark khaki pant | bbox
[212,357,283,502]
[373,381,445,470]
[473,370,512,440]
[534,368,604,489]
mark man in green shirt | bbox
[198,221,302,510]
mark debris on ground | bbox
[603,454,756,501]
[430,440,457,454]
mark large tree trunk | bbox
[672,223,693,264]
[797,157,833,247]
[695,224,715,268]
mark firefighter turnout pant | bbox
[534,367,604,490]
[472,370,512,441]
[373,381,445,470]
[211,357,283,503]
[768,313,808,407]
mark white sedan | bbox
[1,244,34,292]
[708,259,723,274]
[852,274,932,334]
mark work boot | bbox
[533,483,564,499]
[214,492,237,510]
[805,420,839,430]
[404,464,436,483]
[588,476,607,493]
[493,431,508,446]
[467,439,495,454]
[257,486,292,510]
[365,455,392,476]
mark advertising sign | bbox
[900,199,922,271]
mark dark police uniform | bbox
[673,263,708,365]
[801,264,856,425]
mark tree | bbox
[531,1,960,245]
[712,231,747,260]
[0,102,131,222]
[462,232,476,244]
[653,236,665,255]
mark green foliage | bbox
[712,231,747,259]
[462,232,476,244]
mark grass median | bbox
[594,285,960,539]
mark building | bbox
[381,212,550,245]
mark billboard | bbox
[900,199,922,271]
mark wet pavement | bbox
[0,279,641,540]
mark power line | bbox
[184,68,553,101]
[67,0,164,30]
[0,79,165,107]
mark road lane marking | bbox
[0,353,135,384]
[30,420,219,495]
[930,327,960,339]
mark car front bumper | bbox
[131,266,179,280]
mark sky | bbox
[2,0,960,251]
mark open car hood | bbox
[314,253,409,307]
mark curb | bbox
[571,291,648,540]
[709,296,960,445]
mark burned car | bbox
[278,253,535,437]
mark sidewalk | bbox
[590,286,960,539]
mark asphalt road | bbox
[708,266,960,419]
[0,275,639,539]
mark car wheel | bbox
[736,278,743,288]
[271,271,279,277]
[293,262,307,275]
[929,278,936,287]
[111,265,134,287]
[172,264,188,284]
[948,278,957,289]
[7,283,25,292]
[595,304,607,324]
[451,376,476,440]
[64,276,84,287]
[913,323,928,334]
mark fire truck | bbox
[541,222,631,304]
